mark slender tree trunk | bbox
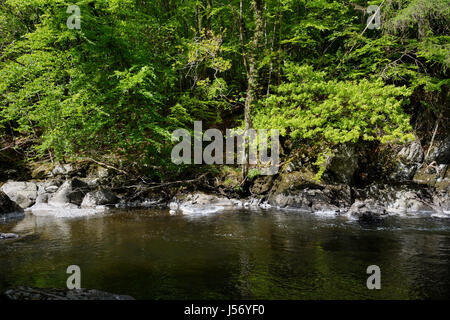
[238,1,248,73]
[206,0,212,34]
[266,16,277,97]
[277,1,283,85]
[242,0,264,180]
[196,4,202,36]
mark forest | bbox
[1,0,450,303]
[0,0,449,185]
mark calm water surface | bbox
[1,209,450,299]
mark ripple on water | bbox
[1,208,450,299]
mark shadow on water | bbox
[1,209,450,299]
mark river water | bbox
[1,209,450,299]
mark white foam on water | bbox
[259,202,272,209]
[179,205,225,215]
[312,210,339,218]
[431,211,450,218]
[25,203,107,218]
[387,209,437,218]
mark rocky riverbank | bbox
[0,136,449,222]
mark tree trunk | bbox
[242,0,264,181]
[206,0,212,34]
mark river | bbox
[1,209,450,299]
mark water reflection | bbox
[1,209,450,299]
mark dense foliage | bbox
[0,0,448,181]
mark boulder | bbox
[350,184,435,218]
[0,233,19,240]
[170,192,237,215]
[269,186,350,213]
[434,190,450,213]
[269,191,314,211]
[268,169,351,212]
[31,163,54,179]
[0,181,38,208]
[81,190,119,207]
[435,166,450,192]
[284,159,302,173]
[78,165,112,188]
[0,191,23,214]
[242,197,261,208]
[48,178,89,207]
[0,191,24,221]
[32,161,90,179]
[390,162,419,181]
[33,180,63,206]
[387,190,434,214]
[87,165,110,180]
[428,134,450,164]
[398,141,424,163]
[34,193,49,204]
[391,141,424,182]
[37,180,63,194]
[250,176,274,195]
[51,163,75,176]
[326,144,358,184]
[347,199,387,221]
[413,167,437,186]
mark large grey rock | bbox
[35,193,49,204]
[0,181,38,208]
[387,190,434,214]
[413,167,438,186]
[270,191,315,211]
[51,163,74,176]
[169,192,237,215]
[269,185,350,213]
[0,191,24,221]
[268,170,351,212]
[349,184,435,219]
[87,165,110,180]
[33,180,63,206]
[31,163,54,179]
[434,190,450,214]
[428,134,450,164]
[36,180,63,194]
[0,233,19,240]
[0,191,23,215]
[398,141,424,163]
[326,144,358,184]
[48,179,89,207]
[285,159,302,173]
[81,190,119,207]
[250,176,274,195]
[347,199,387,221]
[80,165,112,188]
[390,162,419,181]
[2,286,134,300]
[391,141,424,182]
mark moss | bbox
[30,162,54,179]
[413,167,437,186]
[270,168,323,196]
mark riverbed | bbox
[1,209,450,299]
